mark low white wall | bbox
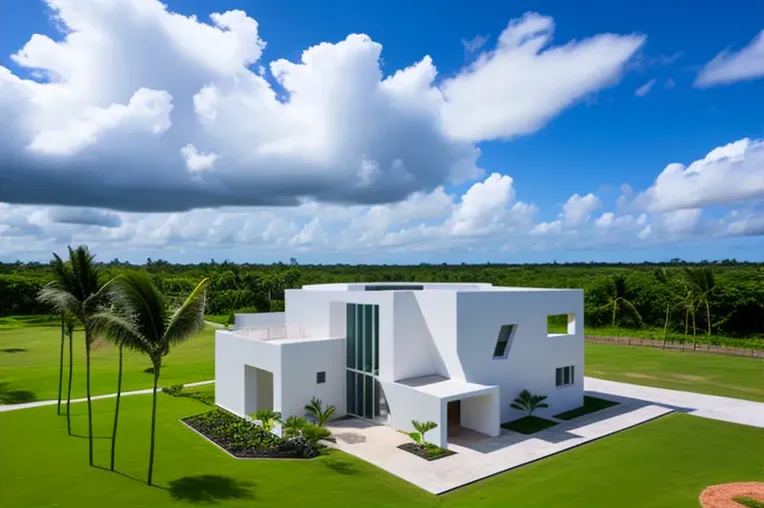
[381,381,445,447]
[234,312,286,329]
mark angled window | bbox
[492,324,517,359]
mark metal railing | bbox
[242,324,307,341]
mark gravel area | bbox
[699,482,764,507]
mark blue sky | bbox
[0,0,763,263]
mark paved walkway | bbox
[0,380,215,412]
[327,397,672,494]
[585,377,764,428]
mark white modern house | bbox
[215,282,584,448]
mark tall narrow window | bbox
[346,304,356,369]
[493,324,517,359]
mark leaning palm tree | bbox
[107,302,125,472]
[37,246,113,466]
[510,389,549,417]
[92,272,209,485]
[409,420,438,450]
[601,274,643,328]
[684,267,716,337]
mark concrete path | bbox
[327,397,672,494]
[585,377,764,428]
[0,380,215,412]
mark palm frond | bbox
[109,272,167,345]
[163,278,210,348]
[68,245,100,301]
[89,310,149,354]
[37,284,82,317]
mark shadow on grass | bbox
[324,459,360,475]
[71,433,112,440]
[0,382,36,404]
[144,367,155,375]
[0,348,27,353]
[168,475,255,504]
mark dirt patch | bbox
[700,482,764,507]
[622,372,656,380]
[671,374,708,382]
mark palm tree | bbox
[92,272,209,485]
[37,254,70,416]
[37,246,113,466]
[601,274,643,328]
[282,416,307,439]
[251,409,282,433]
[409,420,438,450]
[654,268,674,349]
[304,397,336,427]
[64,314,76,435]
[510,389,549,417]
[684,267,716,338]
[109,325,124,471]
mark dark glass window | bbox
[346,304,356,369]
[492,324,516,358]
[316,371,326,384]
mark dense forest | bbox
[2,256,764,343]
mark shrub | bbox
[304,397,336,427]
[301,422,332,446]
[282,416,308,439]
[409,420,438,449]
[510,389,549,416]
[163,384,185,397]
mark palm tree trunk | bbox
[692,312,697,350]
[662,305,669,349]
[611,300,617,327]
[705,300,712,336]
[685,308,689,334]
[85,335,94,467]
[67,327,74,436]
[147,363,160,485]
[57,314,65,415]
[110,345,123,471]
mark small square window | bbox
[316,371,326,384]
[555,365,575,387]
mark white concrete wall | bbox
[460,392,501,437]
[407,291,458,380]
[234,312,286,329]
[453,290,584,422]
[381,380,445,447]
[215,330,282,416]
[390,292,447,381]
[279,337,347,421]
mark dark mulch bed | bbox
[397,443,456,461]
[554,396,619,421]
[501,415,558,434]
[182,409,319,459]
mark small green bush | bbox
[163,384,185,397]
[733,496,764,508]
[301,423,332,445]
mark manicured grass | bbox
[0,324,215,403]
[1,394,762,507]
[734,497,764,508]
[501,415,558,434]
[585,341,764,402]
[554,396,619,421]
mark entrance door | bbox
[447,400,461,426]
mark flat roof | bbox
[395,374,497,401]
[299,282,578,293]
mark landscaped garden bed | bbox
[182,408,322,459]
[553,396,619,420]
[397,442,456,461]
[501,415,558,434]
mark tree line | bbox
[4,255,764,340]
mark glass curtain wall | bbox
[346,303,388,421]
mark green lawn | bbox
[0,324,215,404]
[501,415,558,434]
[1,393,762,507]
[585,341,764,402]
[554,396,619,420]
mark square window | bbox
[556,365,575,387]
[316,371,326,384]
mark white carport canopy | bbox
[394,375,501,448]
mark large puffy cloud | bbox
[633,138,764,212]
[695,30,764,87]
[0,1,644,212]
